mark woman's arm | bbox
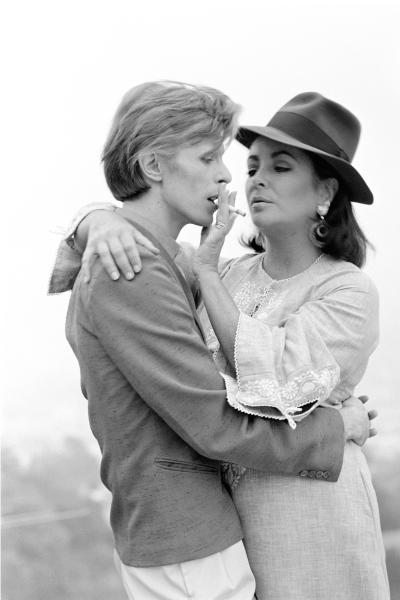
[196,270,239,368]
[66,195,237,286]
[48,204,160,294]
[76,208,159,282]
[194,193,379,428]
[194,187,240,367]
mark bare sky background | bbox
[2,0,399,459]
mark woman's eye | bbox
[202,156,214,164]
[274,165,290,173]
[247,168,257,177]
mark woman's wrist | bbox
[75,209,111,253]
[196,266,220,281]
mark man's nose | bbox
[218,162,232,185]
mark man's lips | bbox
[207,195,219,210]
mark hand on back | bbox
[341,395,378,446]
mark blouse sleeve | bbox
[222,270,379,428]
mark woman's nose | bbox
[253,175,266,188]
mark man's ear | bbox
[138,153,162,182]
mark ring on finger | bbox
[215,221,225,229]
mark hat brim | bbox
[236,125,373,205]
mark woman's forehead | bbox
[248,137,304,159]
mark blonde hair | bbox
[102,80,240,201]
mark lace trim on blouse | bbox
[204,257,340,429]
[204,278,285,360]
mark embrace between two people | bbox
[49,82,389,600]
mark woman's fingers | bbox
[227,191,239,222]
[82,240,119,283]
[96,240,121,280]
[367,405,378,437]
[215,186,237,232]
[228,190,237,207]
[82,226,161,283]
[116,229,160,279]
[359,395,378,436]
[109,238,137,280]
[133,231,160,255]
[215,184,229,227]
[82,244,99,283]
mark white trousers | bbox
[114,540,256,600]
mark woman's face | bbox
[245,137,327,236]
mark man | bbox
[50,81,373,600]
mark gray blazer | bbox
[64,213,344,567]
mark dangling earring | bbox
[315,218,328,239]
[310,204,329,247]
[316,203,329,237]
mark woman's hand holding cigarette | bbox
[194,185,239,275]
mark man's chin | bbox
[193,214,214,228]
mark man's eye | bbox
[202,157,213,164]
[247,168,257,177]
[275,165,290,173]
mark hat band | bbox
[268,111,350,162]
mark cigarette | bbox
[229,206,246,217]
[212,198,246,217]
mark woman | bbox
[191,93,390,599]
[56,92,388,599]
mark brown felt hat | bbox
[236,92,373,205]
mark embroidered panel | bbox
[204,279,284,361]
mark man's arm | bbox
[85,250,351,481]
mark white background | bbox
[2,0,399,458]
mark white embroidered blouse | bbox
[198,252,379,429]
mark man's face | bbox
[159,140,232,228]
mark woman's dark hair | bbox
[242,151,372,268]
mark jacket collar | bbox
[119,210,181,261]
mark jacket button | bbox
[300,470,308,477]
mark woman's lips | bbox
[251,196,273,206]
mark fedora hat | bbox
[236,92,373,205]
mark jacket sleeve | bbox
[85,252,345,481]
[48,202,116,294]
[48,241,82,294]
[223,271,379,428]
